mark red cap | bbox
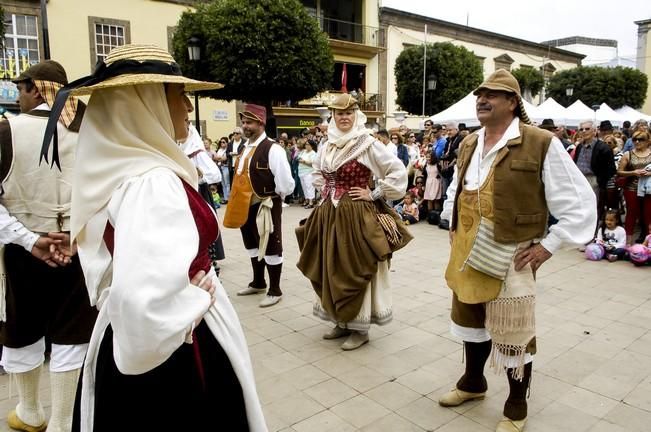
[239,103,266,125]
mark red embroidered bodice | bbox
[103,179,218,278]
[322,159,372,201]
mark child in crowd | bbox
[209,184,221,209]
[643,222,651,248]
[595,209,627,261]
[398,192,419,225]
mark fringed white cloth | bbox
[485,241,536,381]
[255,197,274,262]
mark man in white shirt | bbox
[438,69,596,432]
[0,60,97,432]
[376,129,398,157]
[223,104,294,307]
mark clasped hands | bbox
[31,232,76,268]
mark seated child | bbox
[209,184,221,209]
[595,209,627,262]
[397,192,419,225]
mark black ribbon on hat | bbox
[41,59,183,169]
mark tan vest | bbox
[452,122,552,243]
[1,112,77,233]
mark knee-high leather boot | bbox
[439,340,492,407]
[266,263,282,297]
[503,362,532,421]
[7,365,46,431]
[457,340,492,393]
[250,257,267,289]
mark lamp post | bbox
[565,86,573,106]
[427,74,437,115]
[187,36,201,135]
[591,104,600,124]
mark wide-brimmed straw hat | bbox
[69,44,222,96]
[41,44,222,168]
[473,69,531,124]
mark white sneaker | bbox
[237,286,266,296]
[282,202,290,208]
[259,295,282,307]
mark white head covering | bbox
[322,108,375,171]
[71,83,198,244]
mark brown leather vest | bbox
[451,122,552,243]
[249,138,278,198]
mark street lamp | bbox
[427,74,437,91]
[565,86,574,106]
[426,74,437,115]
[187,36,201,135]
[591,104,600,124]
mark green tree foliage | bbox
[394,42,483,115]
[172,0,333,106]
[511,67,544,98]
[547,66,648,109]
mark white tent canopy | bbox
[429,92,538,127]
[429,94,645,128]
[429,92,482,127]
[530,97,566,124]
[563,100,596,127]
[615,105,651,122]
[595,103,627,127]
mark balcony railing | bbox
[317,16,384,48]
[273,91,384,112]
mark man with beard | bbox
[439,70,595,432]
[223,104,294,307]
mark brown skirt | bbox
[296,195,411,322]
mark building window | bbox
[1,13,40,80]
[88,17,131,70]
[493,54,515,72]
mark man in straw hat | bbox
[39,44,267,431]
[0,60,97,432]
[223,103,294,307]
[438,69,596,432]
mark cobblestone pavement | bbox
[1,204,650,431]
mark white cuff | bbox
[540,233,562,255]
[18,232,40,253]
[370,187,383,201]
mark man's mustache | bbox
[476,104,492,111]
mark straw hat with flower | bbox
[41,44,223,167]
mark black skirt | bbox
[72,321,249,431]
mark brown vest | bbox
[452,122,552,243]
[248,137,278,198]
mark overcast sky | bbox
[381,0,648,61]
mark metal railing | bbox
[273,91,384,112]
[317,16,384,48]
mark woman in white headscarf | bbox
[296,94,411,351]
[41,44,266,432]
